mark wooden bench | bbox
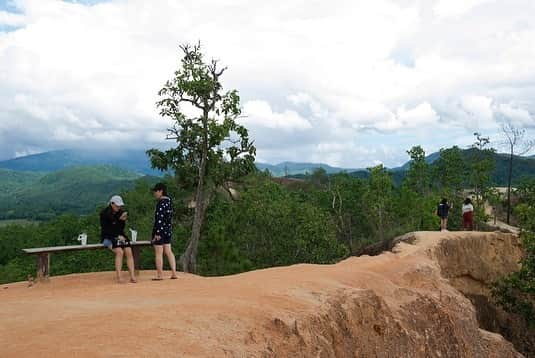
[23,241,153,281]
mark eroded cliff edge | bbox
[0,231,528,357]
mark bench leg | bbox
[132,246,141,275]
[37,253,50,282]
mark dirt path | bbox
[0,232,524,357]
[484,202,520,234]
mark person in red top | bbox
[462,197,474,230]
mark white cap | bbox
[109,195,125,206]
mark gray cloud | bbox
[0,0,534,166]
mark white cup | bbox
[129,229,138,243]
[77,233,88,246]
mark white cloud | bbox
[0,0,534,167]
[287,93,328,118]
[434,0,494,18]
[461,96,494,123]
[397,102,439,126]
[0,10,26,27]
[242,100,312,131]
[495,103,534,128]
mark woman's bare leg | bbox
[113,248,124,282]
[163,244,177,278]
[154,245,164,279]
[123,247,136,282]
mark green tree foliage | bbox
[147,43,256,273]
[395,186,440,232]
[310,167,329,188]
[492,178,535,325]
[326,174,369,251]
[199,175,348,275]
[431,146,468,230]
[364,165,394,242]
[405,146,430,195]
[400,146,438,232]
[467,133,496,228]
[434,146,466,196]
[303,173,372,252]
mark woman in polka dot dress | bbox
[151,182,178,280]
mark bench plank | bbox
[23,241,154,282]
[23,241,152,254]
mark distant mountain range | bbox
[2,148,535,181]
[0,149,364,177]
[256,162,361,177]
[0,149,162,175]
[394,151,442,171]
[1,148,535,221]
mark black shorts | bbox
[152,234,172,246]
[102,237,131,249]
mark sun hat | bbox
[109,195,125,206]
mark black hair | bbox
[152,182,167,196]
[441,198,448,205]
[464,197,472,205]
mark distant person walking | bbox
[151,183,178,280]
[462,197,474,231]
[100,195,136,283]
[437,198,451,231]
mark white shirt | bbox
[462,203,474,214]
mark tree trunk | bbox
[181,108,210,274]
[181,188,206,273]
[378,207,384,242]
[506,149,513,224]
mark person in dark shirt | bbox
[100,195,136,283]
[437,198,451,232]
[151,183,178,280]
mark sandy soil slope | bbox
[0,231,525,357]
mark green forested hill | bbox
[490,152,535,185]
[0,165,158,220]
[0,169,45,195]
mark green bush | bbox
[198,177,348,275]
[492,199,535,325]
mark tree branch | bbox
[178,96,205,110]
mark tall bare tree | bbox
[500,123,535,224]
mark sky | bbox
[0,0,534,167]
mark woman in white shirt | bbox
[462,198,474,231]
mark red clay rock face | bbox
[0,231,526,357]
[430,232,533,356]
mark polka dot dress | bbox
[152,196,173,240]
